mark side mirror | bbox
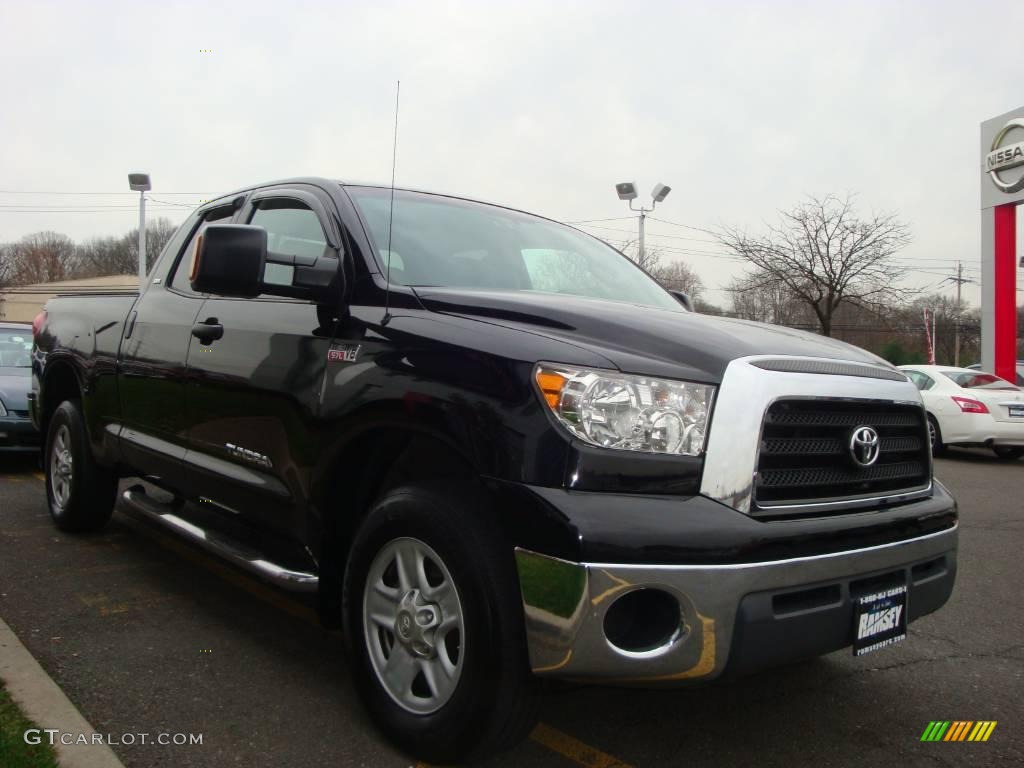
[669,289,694,312]
[191,224,341,304]
[191,225,266,298]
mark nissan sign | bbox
[981,108,1024,207]
[986,118,1024,193]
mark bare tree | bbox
[0,243,13,289]
[9,231,76,285]
[727,273,813,326]
[717,194,912,336]
[649,259,704,301]
[75,236,134,278]
[616,238,663,273]
[123,218,179,274]
[74,217,179,279]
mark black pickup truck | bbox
[31,178,958,762]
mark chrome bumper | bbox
[516,524,958,683]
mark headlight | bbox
[0,399,7,417]
[535,364,715,456]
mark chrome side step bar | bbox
[121,487,319,593]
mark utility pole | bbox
[942,261,975,367]
[954,262,963,367]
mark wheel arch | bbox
[40,357,84,437]
[311,406,496,626]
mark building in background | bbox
[0,275,136,322]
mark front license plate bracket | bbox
[853,585,907,656]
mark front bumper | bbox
[516,523,957,683]
[0,416,41,452]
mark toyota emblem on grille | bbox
[849,426,881,467]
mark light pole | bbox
[128,173,151,288]
[615,181,671,264]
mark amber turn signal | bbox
[536,370,566,408]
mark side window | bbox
[249,200,328,288]
[169,209,235,295]
[522,248,602,296]
[906,371,934,391]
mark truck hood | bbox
[0,368,31,412]
[412,288,893,383]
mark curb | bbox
[0,616,125,768]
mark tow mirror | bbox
[669,290,694,312]
[191,224,341,304]
[191,225,266,298]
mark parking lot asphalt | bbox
[0,451,1021,768]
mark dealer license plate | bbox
[1008,404,1024,418]
[853,585,907,656]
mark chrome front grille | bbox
[754,399,930,511]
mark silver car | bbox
[0,321,40,453]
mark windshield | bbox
[0,330,32,368]
[941,371,1020,391]
[347,187,680,311]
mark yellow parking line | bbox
[33,472,45,482]
[529,723,634,768]
[414,725,633,768]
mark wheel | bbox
[44,400,118,532]
[342,485,538,763]
[927,415,946,457]
[992,446,1024,460]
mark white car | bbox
[900,365,1024,460]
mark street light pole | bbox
[128,173,152,290]
[138,190,146,287]
[638,207,646,264]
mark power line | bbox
[563,216,636,224]
[0,190,208,195]
[145,197,197,208]
[646,215,719,236]
[0,203,190,210]
[0,208,189,214]
[574,222,725,246]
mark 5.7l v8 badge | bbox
[327,344,361,363]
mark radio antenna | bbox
[383,80,400,325]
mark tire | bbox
[992,446,1024,461]
[44,399,118,532]
[342,485,538,763]
[927,415,946,457]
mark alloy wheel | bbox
[50,424,73,510]
[362,537,465,715]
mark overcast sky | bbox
[2,0,1023,307]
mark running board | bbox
[121,487,319,593]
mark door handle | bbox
[191,319,224,344]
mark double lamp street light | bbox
[615,181,671,263]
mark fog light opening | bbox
[603,588,682,655]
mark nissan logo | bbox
[985,118,1024,193]
[849,426,881,467]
